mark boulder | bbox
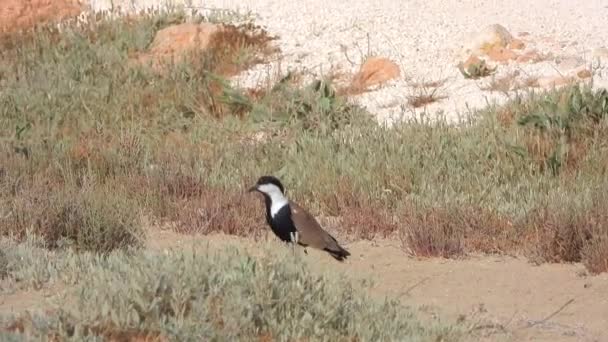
[147,23,221,62]
[458,24,514,59]
[350,57,400,91]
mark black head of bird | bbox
[248,175,351,262]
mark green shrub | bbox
[0,240,462,341]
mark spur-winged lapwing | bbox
[248,176,351,261]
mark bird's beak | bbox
[247,185,257,193]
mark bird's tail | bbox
[325,245,351,262]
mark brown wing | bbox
[289,200,342,252]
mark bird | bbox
[248,175,351,261]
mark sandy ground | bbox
[145,229,608,342]
[87,0,608,124]
[2,228,607,341]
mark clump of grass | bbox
[2,182,143,253]
[400,204,518,258]
[0,239,463,341]
[166,186,265,237]
[249,77,369,133]
[582,236,608,274]
[407,90,447,108]
[482,72,517,93]
[515,85,608,175]
[207,22,279,76]
[523,189,608,271]
[400,205,466,258]
[482,72,539,93]
[406,78,448,108]
[340,205,398,240]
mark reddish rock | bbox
[487,46,518,63]
[507,39,525,50]
[576,68,592,79]
[148,23,220,59]
[0,0,82,34]
[136,23,222,70]
[350,57,400,91]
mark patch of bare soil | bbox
[146,228,608,342]
[0,284,64,317]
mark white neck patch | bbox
[257,183,288,218]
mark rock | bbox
[350,57,400,91]
[487,46,518,63]
[0,0,83,34]
[576,68,593,79]
[148,23,221,59]
[136,23,222,70]
[459,24,514,59]
[507,39,525,50]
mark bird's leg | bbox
[290,231,299,257]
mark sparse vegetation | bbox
[407,89,447,108]
[0,7,607,279]
[481,71,538,93]
[0,237,463,341]
[406,78,448,108]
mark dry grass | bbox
[399,205,516,258]
[340,205,398,240]
[1,166,143,253]
[407,78,448,108]
[206,22,279,76]
[168,186,265,237]
[523,194,608,273]
[1,10,608,274]
[481,71,538,93]
[407,91,447,108]
[582,236,608,274]
[400,205,521,259]
[400,205,466,258]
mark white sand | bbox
[87,0,608,124]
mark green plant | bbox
[516,85,608,175]
[250,77,367,134]
[0,239,463,341]
[458,59,495,79]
